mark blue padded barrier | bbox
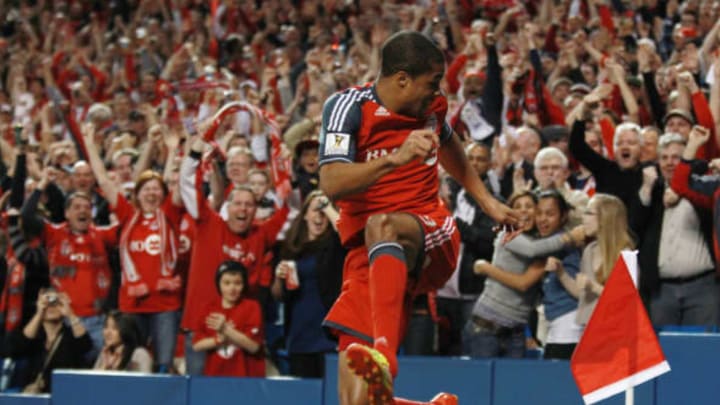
[655,333,720,405]
[324,354,493,405]
[492,359,654,405]
[188,376,323,405]
[52,370,189,405]
[0,394,51,405]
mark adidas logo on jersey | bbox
[374,106,390,116]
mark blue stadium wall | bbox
[1,333,718,405]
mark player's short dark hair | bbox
[380,31,445,78]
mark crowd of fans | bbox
[1,0,720,394]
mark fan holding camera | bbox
[5,289,93,393]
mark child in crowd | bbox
[192,261,264,377]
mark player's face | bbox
[406,64,444,119]
[219,273,244,304]
[137,178,165,213]
[226,189,257,234]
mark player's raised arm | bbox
[439,132,520,225]
[320,128,437,200]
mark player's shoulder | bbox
[323,84,376,112]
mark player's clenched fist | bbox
[388,129,439,167]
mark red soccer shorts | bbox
[325,210,460,346]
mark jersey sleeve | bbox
[319,91,361,165]
[114,193,134,225]
[97,223,120,245]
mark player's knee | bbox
[365,214,398,244]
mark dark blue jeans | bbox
[462,319,525,358]
[135,311,180,372]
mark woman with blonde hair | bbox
[547,193,635,326]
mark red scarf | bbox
[119,209,180,297]
[202,102,292,199]
[0,249,25,332]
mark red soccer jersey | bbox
[43,222,118,317]
[179,156,289,331]
[193,297,264,377]
[114,194,184,313]
[318,85,453,246]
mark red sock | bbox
[368,242,407,378]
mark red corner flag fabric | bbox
[570,251,670,404]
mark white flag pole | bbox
[625,386,634,405]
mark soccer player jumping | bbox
[319,31,518,405]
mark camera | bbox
[46,293,59,305]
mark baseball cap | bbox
[541,125,570,144]
[663,109,694,126]
[570,83,592,95]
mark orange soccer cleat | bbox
[346,343,394,405]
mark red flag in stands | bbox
[570,251,670,404]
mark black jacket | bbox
[630,176,714,299]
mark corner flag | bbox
[570,251,670,404]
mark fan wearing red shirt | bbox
[192,261,264,377]
[84,127,184,372]
[318,32,517,405]
[23,185,117,353]
[179,136,288,375]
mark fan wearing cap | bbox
[664,109,694,139]
[192,261,264,377]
